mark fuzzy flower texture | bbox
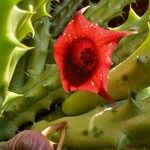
[54,11,131,100]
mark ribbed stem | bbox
[32,97,150,150]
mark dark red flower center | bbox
[65,38,98,85]
[80,48,97,72]
[70,38,98,73]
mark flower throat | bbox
[70,38,98,73]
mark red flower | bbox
[54,11,131,100]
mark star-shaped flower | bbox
[54,11,131,100]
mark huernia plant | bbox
[0,0,149,150]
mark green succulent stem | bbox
[85,0,136,26]
[32,96,150,150]
[0,0,50,102]
[50,0,83,38]
[62,91,107,116]
[1,64,61,115]
[0,87,65,140]
[0,0,20,100]
[9,55,27,93]
[112,0,150,65]
[26,17,51,79]
[108,24,150,100]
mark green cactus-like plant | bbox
[112,0,150,66]
[85,0,136,26]
[49,0,83,38]
[0,0,84,140]
[32,88,150,150]
[0,0,50,102]
[1,64,61,114]
[62,91,107,116]
[108,24,150,100]
[0,1,150,150]
[0,87,65,140]
[0,0,56,115]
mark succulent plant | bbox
[0,0,149,150]
[32,88,150,150]
[0,0,82,140]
